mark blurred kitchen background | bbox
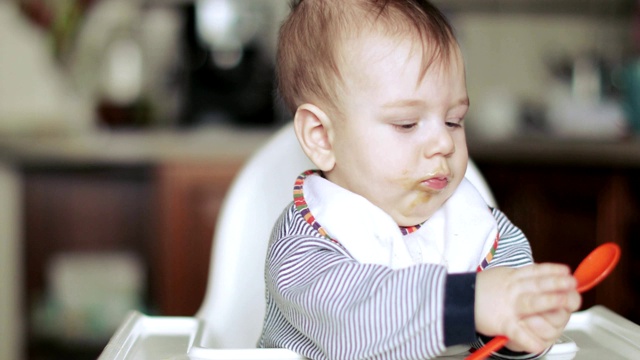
[2,0,640,359]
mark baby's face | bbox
[325,30,469,226]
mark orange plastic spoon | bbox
[574,242,621,293]
[466,242,621,360]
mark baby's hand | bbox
[475,264,581,354]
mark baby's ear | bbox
[293,103,336,172]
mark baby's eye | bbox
[393,122,418,131]
[445,119,463,128]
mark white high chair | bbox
[100,123,640,359]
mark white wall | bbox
[455,13,628,113]
[450,13,629,138]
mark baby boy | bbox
[259,1,580,359]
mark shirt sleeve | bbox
[262,207,537,359]
[265,233,451,360]
[486,207,534,269]
[443,272,477,346]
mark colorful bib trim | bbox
[293,170,331,238]
[399,224,421,235]
[294,170,423,242]
[293,170,499,271]
[476,233,499,272]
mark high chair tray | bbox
[98,313,199,360]
[561,305,640,360]
[99,306,640,360]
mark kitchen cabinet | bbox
[23,165,155,359]
[21,161,243,359]
[471,138,640,324]
[154,161,242,316]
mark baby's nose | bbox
[422,125,455,158]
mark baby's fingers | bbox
[535,273,577,293]
[503,321,549,354]
[517,265,576,293]
[517,292,572,315]
[521,309,570,343]
[516,263,571,280]
[564,289,582,312]
[543,308,572,329]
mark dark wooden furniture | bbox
[470,137,640,324]
[154,161,242,316]
[21,160,243,359]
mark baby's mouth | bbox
[419,165,451,191]
[421,176,449,191]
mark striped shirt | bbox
[258,201,533,360]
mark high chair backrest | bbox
[195,122,496,349]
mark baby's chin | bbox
[391,212,431,228]
[388,200,443,227]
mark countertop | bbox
[2,126,640,168]
[0,125,275,166]
[468,135,640,168]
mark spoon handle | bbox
[465,336,508,360]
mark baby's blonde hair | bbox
[277,0,457,115]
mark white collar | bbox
[301,173,497,272]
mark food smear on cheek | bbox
[408,191,432,212]
[400,176,433,214]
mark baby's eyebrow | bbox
[381,97,470,109]
[381,99,425,109]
